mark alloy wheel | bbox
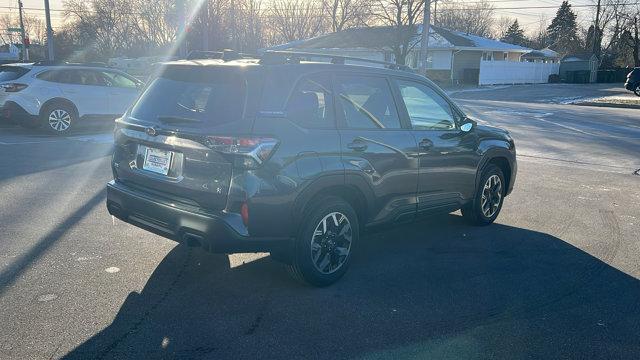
[310,212,353,275]
[481,174,502,218]
[48,109,71,132]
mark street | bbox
[1,83,639,359]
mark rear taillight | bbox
[205,136,278,169]
[1,83,28,92]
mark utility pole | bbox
[418,0,431,74]
[18,0,28,61]
[202,0,209,51]
[177,0,187,57]
[433,0,438,26]
[44,0,54,60]
[592,0,601,56]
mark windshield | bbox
[129,71,246,127]
[0,66,29,82]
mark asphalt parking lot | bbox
[1,83,639,359]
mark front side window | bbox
[287,74,334,128]
[102,71,138,89]
[335,75,401,129]
[397,80,456,131]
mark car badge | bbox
[145,127,157,136]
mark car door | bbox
[101,70,141,116]
[335,74,419,225]
[392,77,480,216]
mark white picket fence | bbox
[478,60,560,85]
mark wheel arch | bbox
[39,97,79,118]
[293,176,372,236]
[476,144,515,196]
[486,157,512,193]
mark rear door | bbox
[334,74,418,225]
[112,66,256,212]
[392,78,479,214]
[101,70,141,116]
[56,69,112,117]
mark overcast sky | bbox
[6,0,598,35]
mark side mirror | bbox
[460,118,476,133]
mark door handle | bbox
[419,138,434,150]
[347,140,368,151]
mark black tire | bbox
[40,102,76,135]
[634,85,640,97]
[462,164,506,226]
[287,196,359,287]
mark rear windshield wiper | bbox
[157,116,202,124]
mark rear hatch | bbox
[112,63,263,212]
[0,65,31,103]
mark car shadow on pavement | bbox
[63,214,640,359]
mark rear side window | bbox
[335,75,401,129]
[36,70,59,82]
[37,70,81,84]
[0,66,29,82]
[129,71,246,127]
[286,74,334,128]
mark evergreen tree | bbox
[547,1,580,55]
[501,20,526,46]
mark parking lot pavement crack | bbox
[244,281,274,336]
[94,248,193,360]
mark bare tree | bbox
[269,0,326,43]
[527,15,550,50]
[134,0,179,49]
[437,0,495,38]
[237,0,267,51]
[374,0,424,65]
[494,16,513,40]
[323,0,371,32]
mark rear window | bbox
[129,69,246,127]
[0,66,29,82]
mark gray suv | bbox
[106,51,517,286]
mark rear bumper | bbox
[1,101,38,125]
[106,180,292,254]
[625,81,638,91]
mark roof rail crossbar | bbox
[259,50,414,72]
[186,50,257,61]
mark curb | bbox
[573,101,640,110]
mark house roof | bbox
[562,53,598,62]
[284,25,531,53]
[522,48,560,59]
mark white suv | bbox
[0,62,142,134]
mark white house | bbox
[274,25,560,86]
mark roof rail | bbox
[259,50,415,72]
[186,49,257,61]
[32,60,109,67]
